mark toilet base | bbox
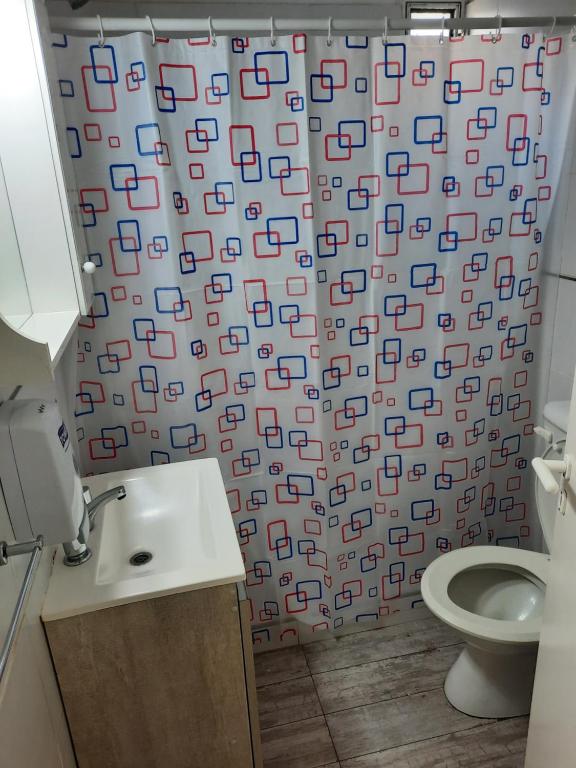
[444,643,538,719]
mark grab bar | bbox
[0,536,43,685]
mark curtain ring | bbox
[146,15,156,46]
[545,16,557,41]
[492,14,501,44]
[570,23,576,42]
[270,16,277,46]
[439,15,446,45]
[327,16,333,47]
[96,14,105,47]
[382,16,389,45]
[208,16,216,46]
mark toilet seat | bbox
[421,546,549,645]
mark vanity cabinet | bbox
[44,583,262,768]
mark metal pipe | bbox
[49,15,576,37]
[0,536,43,687]
[0,538,42,562]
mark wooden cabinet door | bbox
[45,584,253,768]
[238,587,263,768]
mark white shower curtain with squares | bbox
[54,29,576,646]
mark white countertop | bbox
[42,459,245,622]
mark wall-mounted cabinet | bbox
[0,0,93,371]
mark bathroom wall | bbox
[0,489,75,767]
[544,145,576,406]
[47,0,404,23]
[46,0,576,25]
[469,1,576,17]
[0,370,76,766]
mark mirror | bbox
[0,155,31,329]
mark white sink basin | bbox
[95,465,207,585]
[42,458,245,621]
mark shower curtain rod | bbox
[50,15,575,37]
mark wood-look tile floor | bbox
[255,616,529,768]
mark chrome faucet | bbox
[63,485,127,567]
[84,485,126,529]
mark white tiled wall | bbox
[542,119,576,410]
[548,280,576,402]
[469,0,576,17]
[558,174,576,281]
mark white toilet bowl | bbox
[420,400,568,719]
[421,546,548,718]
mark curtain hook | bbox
[571,23,576,42]
[96,14,105,47]
[492,14,502,44]
[270,16,277,46]
[545,16,556,41]
[146,15,156,46]
[382,16,389,45]
[327,16,333,47]
[208,16,216,46]
[439,15,446,45]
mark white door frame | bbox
[526,373,576,766]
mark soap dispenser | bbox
[0,399,90,565]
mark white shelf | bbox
[18,311,78,367]
[4,313,30,331]
[0,309,78,389]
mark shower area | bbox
[50,8,576,650]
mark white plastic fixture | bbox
[531,457,571,495]
[0,400,85,545]
[421,546,549,718]
[534,401,571,551]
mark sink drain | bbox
[129,551,153,567]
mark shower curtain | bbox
[54,29,576,645]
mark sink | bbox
[42,458,245,621]
[95,466,207,585]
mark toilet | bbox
[421,400,569,719]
